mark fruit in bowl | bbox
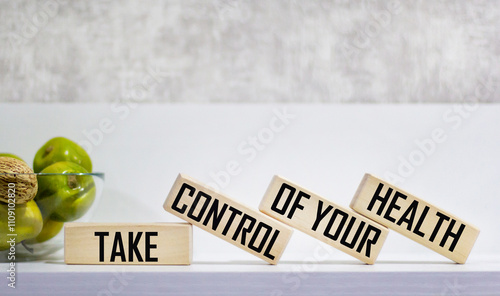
[35,161,96,222]
[0,200,43,251]
[25,218,64,244]
[0,157,38,204]
[33,137,92,173]
[0,137,104,259]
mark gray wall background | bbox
[1,0,499,103]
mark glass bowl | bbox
[0,172,104,261]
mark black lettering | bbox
[396,199,418,230]
[288,191,310,219]
[264,229,280,260]
[95,232,109,262]
[429,212,450,242]
[145,232,158,262]
[367,183,393,215]
[271,183,296,215]
[340,218,365,250]
[262,230,280,260]
[324,209,348,241]
[384,191,407,223]
[172,183,195,214]
[221,206,243,236]
[312,200,333,231]
[413,205,429,237]
[440,220,465,252]
[110,232,126,262]
[356,225,381,258]
[248,222,272,254]
[232,214,256,245]
[202,199,228,231]
[128,232,143,262]
[187,191,212,222]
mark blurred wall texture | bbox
[0,0,499,103]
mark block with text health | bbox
[350,174,480,264]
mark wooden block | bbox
[163,174,293,264]
[259,175,389,264]
[64,223,192,265]
[350,174,480,264]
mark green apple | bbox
[34,161,96,222]
[33,137,92,173]
[0,200,43,251]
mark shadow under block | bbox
[163,174,293,265]
[64,223,192,265]
[259,176,389,264]
[350,174,480,264]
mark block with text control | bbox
[350,174,480,264]
[163,174,293,265]
[259,175,389,264]
[64,223,192,265]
